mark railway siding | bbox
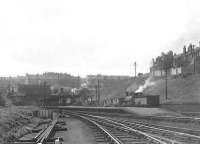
[65,110,200,144]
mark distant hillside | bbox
[100,79,133,99]
[88,78,132,100]
[88,75,149,100]
[144,74,200,104]
[88,73,200,104]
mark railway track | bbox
[14,120,57,144]
[76,115,152,144]
[66,111,200,144]
[34,120,57,144]
[114,117,200,136]
[67,111,174,144]
[59,109,200,123]
[109,117,200,144]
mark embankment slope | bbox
[144,74,200,104]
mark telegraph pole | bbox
[97,79,100,106]
[134,62,137,78]
[165,69,168,100]
[43,81,47,108]
[193,47,196,74]
[95,85,98,103]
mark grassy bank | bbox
[144,74,200,104]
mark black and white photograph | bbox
[1,0,200,144]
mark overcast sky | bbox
[0,0,200,77]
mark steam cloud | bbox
[135,76,155,93]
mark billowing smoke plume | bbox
[81,79,89,88]
[135,76,155,93]
[81,82,88,88]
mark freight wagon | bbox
[117,92,160,107]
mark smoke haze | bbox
[135,77,155,93]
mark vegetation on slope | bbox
[88,78,133,100]
[144,74,200,104]
[88,73,200,104]
[88,75,149,100]
[100,79,133,99]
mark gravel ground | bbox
[125,118,200,131]
[54,117,96,144]
[123,107,183,117]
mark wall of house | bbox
[170,67,182,75]
[152,69,167,77]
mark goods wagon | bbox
[117,92,160,107]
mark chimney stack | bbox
[188,44,193,53]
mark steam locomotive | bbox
[103,92,160,107]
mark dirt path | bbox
[54,117,96,144]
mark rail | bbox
[77,114,123,144]
[67,111,167,144]
[67,110,200,144]
[35,120,57,144]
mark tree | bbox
[79,88,91,104]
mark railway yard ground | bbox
[0,106,42,143]
[54,117,96,144]
[122,107,183,116]
[3,105,200,144]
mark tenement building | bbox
[150,43,200,77]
